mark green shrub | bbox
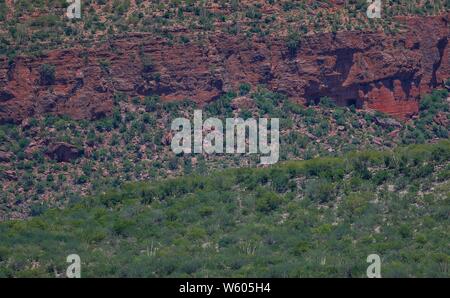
[319,96,336,108]
[141,54,154,73]
[39,64,55,85]
[286,30,300,56]
[239,82,251,95]
[256,190,282,213]
[305,179,335,203]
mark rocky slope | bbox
[0,13,448,123]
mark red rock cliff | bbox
[0,14,448,123]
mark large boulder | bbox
[46,142,82,162]
[375,117,402,128]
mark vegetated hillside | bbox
[0,1,449,278]
[0,140,449,277]
[1,0,448,55]
[0,89,449,220]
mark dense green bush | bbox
[256,190,282,213]
[2,141,448,277]
[286,30,301,56]
[38,64,55,85]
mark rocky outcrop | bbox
[46,142,82,162]
[0,151,12,162]
[0,14,448,122]
[231,96,256,110]
[2,170,17,181]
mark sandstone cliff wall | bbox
[0,14,448,123]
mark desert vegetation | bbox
[0,140,449,277]
[0,0,448,57]
[0,88,449,221]
[0,0,448,279]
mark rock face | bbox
[0,15,448,122]
[2,170,17,181]
[46,142,82,162]
[0,151,12,162]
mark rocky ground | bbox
[0,88,449,220]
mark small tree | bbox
[39,64,55,85]
[239,82,251,95]
[256,190,282,213]
[319,96,336,108]
[141,54,154,73]
[286,30,301,57]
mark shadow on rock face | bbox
[46,142,82,162]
